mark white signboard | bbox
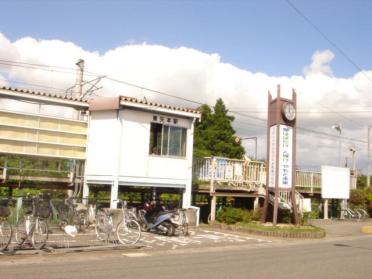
[321,166,350,199]
[301,198,312,213]
[268,125,277,188]
[278,125,293,188]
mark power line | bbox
[0,58,368,143]
[0,58,77,71]
[233,110,367,144]
[285,0,372,84]
[285,0,372,129]
[103,76,205,106]
[0,59,99,77]
[0,77,67,93]
[232,110,372,114]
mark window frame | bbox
[149,121,187,158]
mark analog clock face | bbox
[282,102,296,121]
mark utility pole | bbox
[332,124,342,166]
[350,148,357,190]
[73,59,85,99]
[367,126,371,187]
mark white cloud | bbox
[0,73,8,86]
[0,33,371,171]
[303,49,335,76]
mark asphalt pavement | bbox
[2,219,372,279]
[1,233,372,279]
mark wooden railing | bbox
[295,170,322,194]
[193,157,322,193]
[194,157,266,185]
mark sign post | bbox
[261,85,299,225]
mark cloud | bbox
[303,49,335,76]
[0,33,371,171]
[0,73,8,86]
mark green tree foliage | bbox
[194,99,245,159]
[349,189,366,209]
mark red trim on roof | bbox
[120,95,200,114]
[0,86,88,103]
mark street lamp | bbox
[367,126,371,187]
[236,136,258,160]
[332,124,342,166]
[350,147,357,190]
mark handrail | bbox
[193,157,322,191]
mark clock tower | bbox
[261,85,299,225]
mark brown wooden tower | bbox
[262,85,299,225]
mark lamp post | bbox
[332,124,342,166]
[367,126,371,187]
[350,147,357,190]
[237,136,258,160]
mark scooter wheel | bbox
[163,221,175,236]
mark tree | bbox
[194,98,245,159]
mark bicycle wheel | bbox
[181,222,189,236]
[116,219,141,245]
[75,210,89,232]
[95,212,109,241]
[31,219,48,249]
[0,220,12,252]
[15,217,29,245]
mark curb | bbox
[208,223,326,239]
[361,226,372,234]
[0,244,144,256]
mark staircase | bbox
[268,191,305,213]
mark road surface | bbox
[1,234,371,279]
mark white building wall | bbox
[85,107,196,208]
[119,109,190,186]
[85,110,120,182]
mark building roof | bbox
[120,96,200,115]
[0,86,89,107]
[0,86,201,116]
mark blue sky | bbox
[1,0,371,77]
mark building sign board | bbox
[278,125,292,188]
[321,166,350,199]
[268,125,277,188]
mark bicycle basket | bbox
[36,204,51,219]
[0,205,10,217]
[0,199,10,207]
[23,199,33,215]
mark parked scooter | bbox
[137,201,176,236]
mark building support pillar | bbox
[324,199,329,219]
[253,196,260,211]
[210,195,217,222]
[182,184,192,208]
[110,180,119,208]
[82,181,89,205]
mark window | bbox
[149,122,187,157]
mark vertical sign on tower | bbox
[268,125,277,188]
[279,125,293,188]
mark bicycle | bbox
[0,200,12,252]
[57,197,89,232]
[15,195,49,249]
[355,208,369,221]
[171,208,189,236]
[343,207,361,221]
[95,200,141,245]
